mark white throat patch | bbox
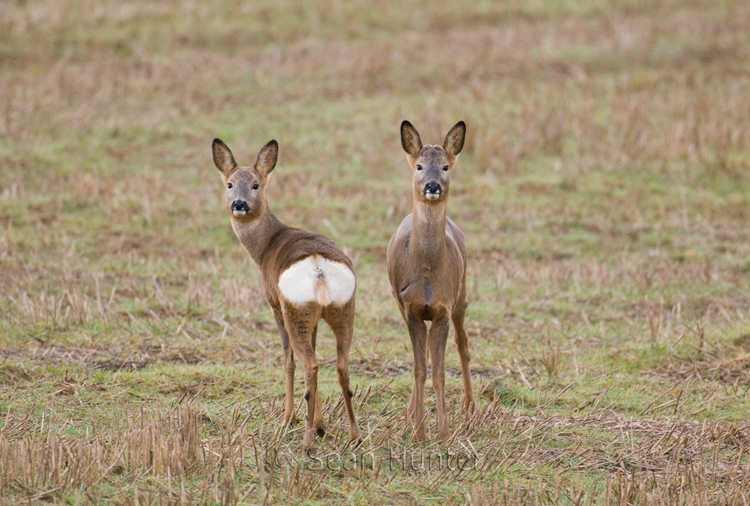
[231,218,260,239]
[278,255,355,307]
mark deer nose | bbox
[231,200,249,212]
[424,183,442,195]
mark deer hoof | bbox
[349,425,362,443]
[414,425,427,441]
[303,431,316,451]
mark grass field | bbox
[2,0,750,503]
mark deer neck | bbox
[410,200,447,268]
[231,207,285,266]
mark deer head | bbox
[212,138,278,222]
[400,120,466,204]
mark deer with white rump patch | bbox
[387,120,476,440]
[211,138,361,450]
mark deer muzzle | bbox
[424,183,442,200]
[231,200,250,216]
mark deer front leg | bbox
[451,300,475,413]
[273,307,296,424]
[310,324,325,434]
[407,315,429,440]
[429,315,451,439]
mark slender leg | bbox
[282,302,321,450]
[407,315,429,440]
[429,315,451,439]
[325,301,361,441]
[273,307,296,424]
[310,324,325,434]
[452,299,475,413]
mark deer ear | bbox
[443,121,466,158]
[212,138,237,175]
[255,139,278,178]
[400,121,422,159]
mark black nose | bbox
[231,200,249,212]
[424,183,442,194]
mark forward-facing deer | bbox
[211,138,361,449]
[386,120,476,439]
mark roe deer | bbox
[211,138,361,449]
[386,120,475,439]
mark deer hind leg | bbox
[273,307,296,424]
[282,301,323,450]
[429,314,451,439]
[310,324,325,435]
[406,315,429,440]
[324,300,361,442]
[451,299,475,413]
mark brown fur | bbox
[386,121,475,440]
[212,138,361,450]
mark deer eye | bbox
[227,183,233,189]
[442,165,449,171]
[252,184,259,190]
[416,165,423,171]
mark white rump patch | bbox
[278,255,355,307]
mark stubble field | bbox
[2,0,750,504]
